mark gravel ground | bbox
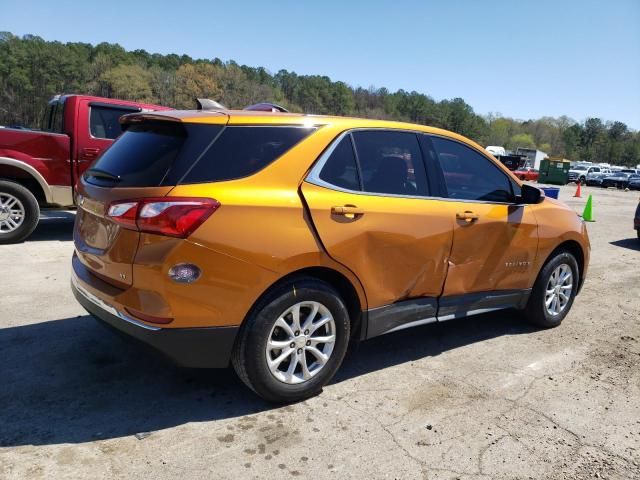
[0,185,639,480]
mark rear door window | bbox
[90,105,141,139]
[318,135,361,191]
[351,130,428,196]
[430,136,515,203]
[180,126,316,184]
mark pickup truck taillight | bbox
[106,197,220,238]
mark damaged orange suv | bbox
[72,109,590,402]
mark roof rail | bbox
[243,102,289,113]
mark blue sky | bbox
[2,0,639,128]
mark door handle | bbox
[331,205,364,216]
[81,147,100,160]
[456,211,479,223]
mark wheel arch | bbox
[241,266,367,341]
[0,157,52,204]
[541,240,586,293]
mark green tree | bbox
[100,64,154,102]
[0,33,639,167]
[508,133,536,150]
[174,63,221,108]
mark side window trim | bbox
[347,132,364,191]
[417,134,447,198]
[426,133,519,205]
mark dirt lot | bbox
[0,185,639,480]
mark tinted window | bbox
[352,130,428,196]
[90,106,138,139]
[85,122,221,187]
[182,126,315,184]
[318,136,361,191]
[43,101,64,133]
[430,136,514,203]
[51,103,64,133]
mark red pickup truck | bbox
[0,94,170,243]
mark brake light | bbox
[106,197,220,238]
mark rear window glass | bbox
[84,122,222,187]
[180,126,316,184]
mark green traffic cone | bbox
[582,194,595,222]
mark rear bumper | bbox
[71,270,238,369]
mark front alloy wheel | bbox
[544,264,573,316]
[525,250,579,328]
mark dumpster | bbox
[538,158,570,185]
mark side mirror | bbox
[518,183,543,204]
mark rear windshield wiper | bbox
[84,168,121,182]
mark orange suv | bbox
[71,109,590,402]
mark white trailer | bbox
[515,148,548,170]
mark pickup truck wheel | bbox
[0,180,40,244]
[524,250,579,328]
[232,277,350,403]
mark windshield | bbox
[573,166,588,171]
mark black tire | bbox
[524,250,579,328]
[232,277,350,403]
[579,176,586,185]
[0,180,40,244]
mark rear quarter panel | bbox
[133,123,368,327]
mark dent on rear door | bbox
[300,183,454,308]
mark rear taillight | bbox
[107,197,220,238]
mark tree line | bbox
[1,32,638,166]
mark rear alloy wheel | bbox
[0,180,39,244]
[232,278,350,403]
[265,301,336,384]
[525,250,579,328]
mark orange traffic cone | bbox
[574,182,582,198]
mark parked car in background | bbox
[514,166,539,182]
[635,200,640,239]
[0,94,171,243]
[569,165,604,185]
[71,108,590,402]
[601,172,636,189]
[628,176,640,191]
[585,168,612,186]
